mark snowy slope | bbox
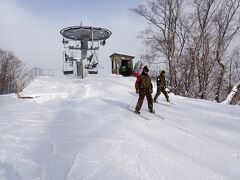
[0,75,240,180]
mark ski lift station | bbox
[110,53,134,76]
[60,25,112,78]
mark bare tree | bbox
[131,0,240,102]
[0,49,25,95]
[212,0,240,101]
[185,0,219,98]
[183,0,240,100]
[131,0,183,93]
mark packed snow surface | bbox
[0,75,240,180]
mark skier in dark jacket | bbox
[153,70,169,102]
[135,66,155,114]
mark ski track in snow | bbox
[0,75,240,180]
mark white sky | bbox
[0,0,147,75]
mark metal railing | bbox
[22,67,54,89]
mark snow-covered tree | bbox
[222,81,240,105]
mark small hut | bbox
[110,53,134,76]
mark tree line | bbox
[131,0,240,102]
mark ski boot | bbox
[149,109,155,113]
[135,110,140,114]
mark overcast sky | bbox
[0,0,146,75]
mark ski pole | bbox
[127,94,137,109]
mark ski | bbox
[167,101,175,105]
[151,112,165,120]
[156,102,171,106]
[127,108,151,121]
[155,101,175,106]
[142,109,165,120]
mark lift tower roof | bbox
[60,26,112,41]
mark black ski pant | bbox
[154,87,169,101]
[135,89,153,112]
